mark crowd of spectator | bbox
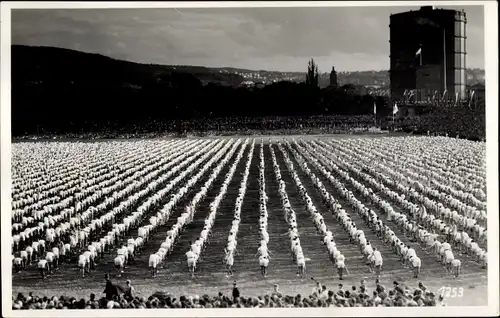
[12,276,445,310]
[13,108,485,141]
[14,115,379,141]
[391,108,486,141]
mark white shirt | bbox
[407,248,416,258]
[411,256,421,267]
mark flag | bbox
[432,90,439,101]
[470,90,475,100]
[373,102,377,115]
[468,90,475,108]
[393,103,399,115]
[441,90,448,101]
[455,92,459,104]
[408,90,415,101]
[415,47,422,57]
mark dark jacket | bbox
[232,287,240,300]
[104,280,123,300]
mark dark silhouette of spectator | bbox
[12,283,444,309]
[232,281,240,302]
[103,273,122,301]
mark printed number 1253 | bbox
[439,287,464,298]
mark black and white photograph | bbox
[1,1,498,317]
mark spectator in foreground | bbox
[124,280,135,301]
[270,284,282,298]
[12,280,446,309]
[232,281,240,303]
[103,273,122,301]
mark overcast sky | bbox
[11,6,485,72]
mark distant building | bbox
[389,6,467,101]
[239,81,255,88]
[254,81,266,89]
[329,67,338,89]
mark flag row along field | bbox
[10,136,488,306]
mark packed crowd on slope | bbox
[15,115,378,140]
[14,108,485,141]
[12,276,447,309]
[395,108,485,141]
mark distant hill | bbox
[12,45,246,87]
[12,45,485,89]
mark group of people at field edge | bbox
[16,115,379,140]
[16,109,485,141]
[12,277,447,309]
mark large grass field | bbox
[10,135,487,306]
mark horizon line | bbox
[12,44,486,74]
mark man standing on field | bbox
[103,273,122,301]
[232,281,240,303]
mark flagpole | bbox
[420,44,423,66]
[443,28,447,101]
[392,103,395,131]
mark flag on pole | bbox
[441,90,448,101]
[415,47,422,57]
[455,92,459,104]
[416,45,422,66]
[433,90,439,101]
[468,90,475,108]
[470,90,475,100]
[408,90,415,101]
[393,103,399,115]
[373,102,377,115]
